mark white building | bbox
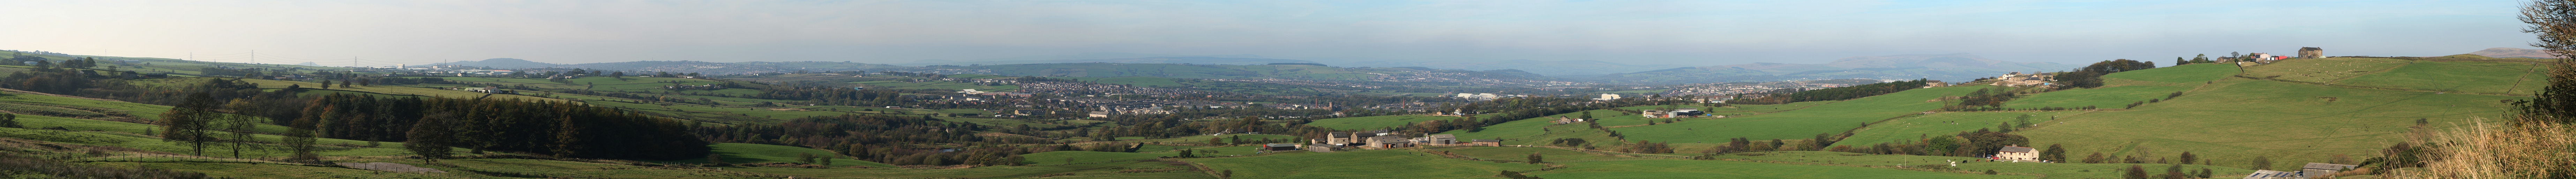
[1595,94,1622,100]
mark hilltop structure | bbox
[2297,47,2323,58]
[1991,72,2052,87]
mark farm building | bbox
[2300,163,2357,177]
[1468,139,1502,146]
[2242,170,2299,179]
[1991,145,2039,162]
[1263,143,1301,151]
[2297,47,2323,59]
[1992,72,2052,87]
[1923,80,1947,88]
[1423,134,1459,144]
[1363,135,1415,149]
[1553,117,1586,124]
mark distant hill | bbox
[1589,53,2078,84]
[923,63,1549,80]
[551,60,906,74]
[908,52,1662,76]
[2461,47,2558,58]
[438,58,560,68]
[913,56,1319,66]
[1323,59,1660,76]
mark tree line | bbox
[1726,79,1931,105]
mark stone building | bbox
[1992,72,2052,87]
[2298,47,2323,59]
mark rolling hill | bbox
[933,63,1550,80]
[1593,53,2079,84]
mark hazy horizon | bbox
[0,0,2536,67]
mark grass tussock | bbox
[2392,121,2576,179]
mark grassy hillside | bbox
[1185,150,1544,179]
[644,143,893,168]
[1529,159,2029,179]
[1306,115,1462,130]
[1835,111,2086,147]
[1610,86,1984,143]
[2003,64,2234,109]
[1711,151,2255,179]
[1024,151,1176,165]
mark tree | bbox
[2177,151,2197,166]
[0,113,19,128]
[2085,152,2107,164]
[1178,149,1195,158]
[2249,156,2272,170]
[2123,165,2149,179]
[283,114,320,161]
[1527,152,1544,164]
[2041,144,2067,162]
[320,80,331,89]
[798,153,817,164]
[222,99,262,158]
[159,92,220,156]
[407,112,458,163]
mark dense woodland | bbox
[1,62,712,160]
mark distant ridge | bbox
[912,52,1661,76]
[436,58,559,68]
[2459,48,2559,59]
[1591,53,2078,84]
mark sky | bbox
[0,0,2537,67]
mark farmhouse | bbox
[1991,145,2039,162]
[1467,139,1502,146]
[1923,80,1948,88]
[1992,72,2052,87]
[2297,47,2323,59]
[1363,135,1415,149]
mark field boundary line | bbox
[2230,75,2527,97]
[2321,60,2413,84]
[1505,145,1690,158]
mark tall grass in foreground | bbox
[2393,120,2575,179]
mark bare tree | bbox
[222,99,262,158]
[159,92,219,156]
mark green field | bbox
[1306,115,1463,130]
[645,143,894,167]
[2239,57,2413,83]
[1610,86,1985,143]
[1530,159,2029,179]
[1185,150,1544,179]
[2020,79,2518,171]
[2101,63,2238,83]
[1024,151,1176,165]
[2332,61,2546,95]
[2001,85,2194,109]
[1711,151,2255,179]
[1835,111,2086,147]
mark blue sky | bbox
[0,0,2535,66]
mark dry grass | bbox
[2391,120,2576,178]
